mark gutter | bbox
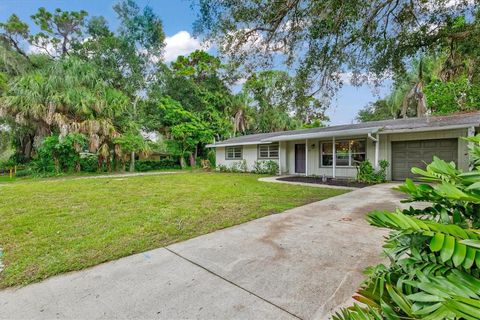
[206,141,273,148]
[261,127,384,142]
[379,123,478,134]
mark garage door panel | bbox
[422,140,439,148]
[392,139,458,180]
[440,140,456,147]
[407,141,422,149]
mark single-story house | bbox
[207,112,480,180]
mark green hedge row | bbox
[133,159,181,172]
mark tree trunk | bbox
[180,156,186,169]
[97,156,103,172]
[129,152,135,172]
[23,135,33,160]
[189,152,195,167]
[54,157,60,173]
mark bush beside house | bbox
[216,160,279,175]
[333,136,480,319]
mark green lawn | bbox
[0,172,348,287]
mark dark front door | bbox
[295,144,306,173]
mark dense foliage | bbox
[357,10,480,122]
[194,0,477,101]
[334,136,480,319]
[0,3,328,175]
[133,159,181,172]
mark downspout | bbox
[278,142,282,175]
[332,136,336,178]
[368,132,380,169]
[468,126,475,171]
[305,139,308,176]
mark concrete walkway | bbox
[0,183,405,320]
[258,176,357,190]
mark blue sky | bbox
[0,0,391,125]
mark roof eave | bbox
[206,141,273,148]
[261,127,384,142]
[380,123,478,134]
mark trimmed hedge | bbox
[133,159,181,172]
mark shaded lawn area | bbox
[0,172,349,287]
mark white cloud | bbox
[27,31,208,62]
[164,31,207,62]
[27,42,58,57]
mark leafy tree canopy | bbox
[242,70,327,132]
[356,99,397,122]
[194,0,478,100]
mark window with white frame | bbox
[226,146,243,160]
[320,139,366,167]
[258,143,279,159]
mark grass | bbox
[0,172,348,287]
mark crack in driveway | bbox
[164,247,303,320]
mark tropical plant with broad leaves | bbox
[333,135,480,319]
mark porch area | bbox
[272,127,381,179]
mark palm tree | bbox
[230,92,251,135]
[386,57,441,118]
[400,59,428,118]
[0,57,129,161]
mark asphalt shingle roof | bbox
[211,112,480,146]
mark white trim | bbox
[320,139,366,168]
[206,141,272,148]
[379,124,478,134]
[263,127,382,142]
[374,133,379,168]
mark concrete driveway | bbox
[0,183,404,320]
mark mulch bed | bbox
[277,176,373,188]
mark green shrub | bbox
[15,168,31,177]
[79,155,99,173]
[31,134,87,174]
[356,159,389,184]
[216,164,228,172]
[0,158,16,168]
[216,160,248,173]
[253,160,279,175]
[207,149,216,168]
[334,138,480,320]
[224,160,247,173]
[133,159,180,172]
